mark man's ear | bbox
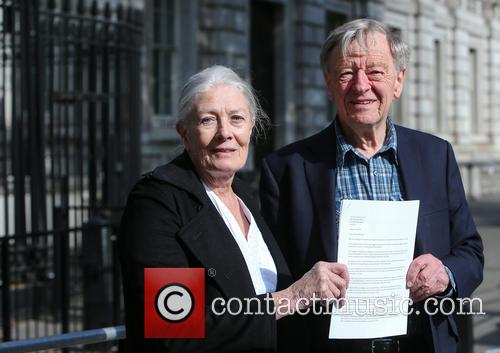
[394,69,406,99]
[323,71,335,101]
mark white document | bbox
[329,199,419,339]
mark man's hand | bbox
[406,254,450,302]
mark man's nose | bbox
[351,70,371,93]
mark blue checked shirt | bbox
[334,118,404,227]
[334,118,455,296]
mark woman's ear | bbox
[176,121,190,151]
[176,121,186,140]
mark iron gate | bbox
[0,0,142,348]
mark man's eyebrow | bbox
[366,62,390,69]
[333,62,354,70]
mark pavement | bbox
[469,200,500,353]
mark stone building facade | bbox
[140,0,500,198]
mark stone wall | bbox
[199,0,249,73]
[294,0,328,138]
[140,0,500,197]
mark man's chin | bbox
[347,114,386,126]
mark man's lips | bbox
[350,99,376,105]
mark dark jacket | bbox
[260,122,484,353]
[119,152,293,353]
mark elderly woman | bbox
[119,65,349,353]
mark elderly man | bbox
[260,19,483,353]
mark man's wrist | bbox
[435,265,456,298]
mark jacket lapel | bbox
[151,152,257,299]
[177,206,257,299]
[396,126,426,255]
[298,124,425,261]
[151,152,292,298]
[303,123,338,262]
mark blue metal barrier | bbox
[0,325,126,353]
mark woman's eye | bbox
[200,117,216,125]
[231,115,245,122]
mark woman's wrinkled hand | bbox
[272,261,349,319]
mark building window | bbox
[389,27,403,124]
[151,0,174,115]
[469,48,478,133]
[434,40,443,131]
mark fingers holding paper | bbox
[271,261,349,319]
[406,254,450,302]
[290,261,350,308]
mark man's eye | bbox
[368,71,384,79]
[339,72,353,80]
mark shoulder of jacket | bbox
[395,124,449,146]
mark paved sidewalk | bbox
[470,201,500,353]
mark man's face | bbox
[325,32,406,130]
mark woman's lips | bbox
[213,148,236,154]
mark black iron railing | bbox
[0,0,142,350]
[0,325,125,353]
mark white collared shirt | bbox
[203,183,277,295]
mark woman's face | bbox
[177,84,254,180]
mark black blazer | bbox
[119,152,293,353]
[260,122,484,353]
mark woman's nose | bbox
[216,118,232,139]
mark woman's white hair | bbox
[176,65,269,139]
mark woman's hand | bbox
[272,261,349,319]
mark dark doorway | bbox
[250,1,281,170]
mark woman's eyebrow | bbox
[228,109,247,114]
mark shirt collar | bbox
[335,118,398,168]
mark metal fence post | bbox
[53,206,70,335]
[1,238,12,341]
[82,216,113,330]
